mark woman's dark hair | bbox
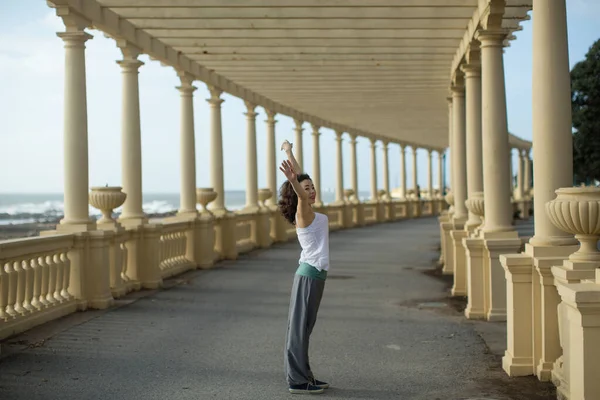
[278,173,312,225]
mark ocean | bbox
[0,191,371,225]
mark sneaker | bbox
[309,378,330,389]
[288,383,324,395]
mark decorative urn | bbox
[196,188,218,214]
[258,188,273,208]
[89,186,127,223]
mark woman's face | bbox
[300,179,316,205]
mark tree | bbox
[571,38,600,185]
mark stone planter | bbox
[465,191,485,226]
[344,189,355,202]
[378,189,387,201]
[546,187,600,262]
[258,188,273,208]
[445,191,454,206]
[89,186,127,223]
[196,188,218,215]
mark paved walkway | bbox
[0,217,554,400]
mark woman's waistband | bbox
[296,262,328,281]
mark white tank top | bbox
[296,212,330,271]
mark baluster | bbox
[14,259,27,316]
[38,255,50,307]
[0,262,9,320]
[30,257,42,310]
[45,254,58,306]
[5,261,18,318]
[60,252,72,301]
[53,252,64,303]
[120,242,129,283]
[22,258,35,313]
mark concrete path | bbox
[0,217,554,400]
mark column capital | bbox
[294,118,304,131]
[265,109,277,124]
[349,133,358,143]
[335,130,344,141]
[207,85,224,106]
[446,96,453,104]
[461,63,481,78]
[116,58,144,71]
[116,40,142,60]
[177,71,195,87]
[311,124,321,136]
[56,31,93,47]
[244,101,258,118]
[176,84,196,96]
[382,140,389,149]
[475,29,508,48]
[369,137,378,147]
[411,146,418,155]
[451,84,465,96]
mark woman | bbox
[279,140,330,395]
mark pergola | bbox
[5,1,598,399]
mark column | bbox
[438,151,444,197]
[382,141,390,198]
[524,149,532,196]
[451,84,468,221]
[427,149,433,198]
[517,149,525,200]
[478,32,513,233]
[411,147,419,195]
[370,138,378,200]
[350,134,359,198]
[207,86,226,214]
[57,29,93,229]
[176,73,198,216]
[447,97,454,194]
[334,131,344,204]
[509,148,514,197]
[400,144,407,198]
[294,119,304,172]
[311,124,323,206]
[265,110,277,207]
[462,62,483,229]
[118,44,146,223]
[244,102,259,211]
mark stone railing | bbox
[0,234,77,340]
[0,189,442,341]
[159,221,195,279]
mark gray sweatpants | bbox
[285,273,326,386]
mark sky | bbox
[1,1,599,194]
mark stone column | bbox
[438,151,444,196]
[207,86,227,214]
[451,84,468,221]
[334,131,345,205]
[369,138,378,201]
[350,134,359,196]
[294,119,304,172]
[56,29,93,230]
[244,102,259,212]
[517,149,525,200]
[427,149,433,199]
[462,63,483,230]
[382,141,390,199]
[524,149,532,196]
[509,148,514,197]
[400,144,407,199]
[447,97,454,193]
[311,124,323,207]
[176,73,197,217]
[411,147,419,195]
[265,110,277,207]
[478,30,521,322]
[117,44,146,224]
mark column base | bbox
[502,352,534,377]
[450,217,468,296]
[536,361,555,382]
[56,220,96,232]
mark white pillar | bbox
[264,109,277,207]
[524,149,532,196]
[462,63,483,228]
[478,32,513,232]
[207,86,226,214]
[350,134,359,198]
[117,44,146,223]
[334,131,344,204]
[370,138,378,200]
[294,119,304,172]
[517,149,525,200]
[530,0,575,247]
[451,84,468,220]
[382,141,390,198]
[427,149,433,198]
[311,124,323,207]
[244,102,259,211]
[412,147,418,194]
[509,148,514,196]
[400,144,407,198]
[438,151,444,196]
[447,97,454,193]
[176,73,197,216]
[57,30,93,229]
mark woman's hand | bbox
[280,140,293,152]
[279,160,297,182]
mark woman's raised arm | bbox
[281,140,302,175]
